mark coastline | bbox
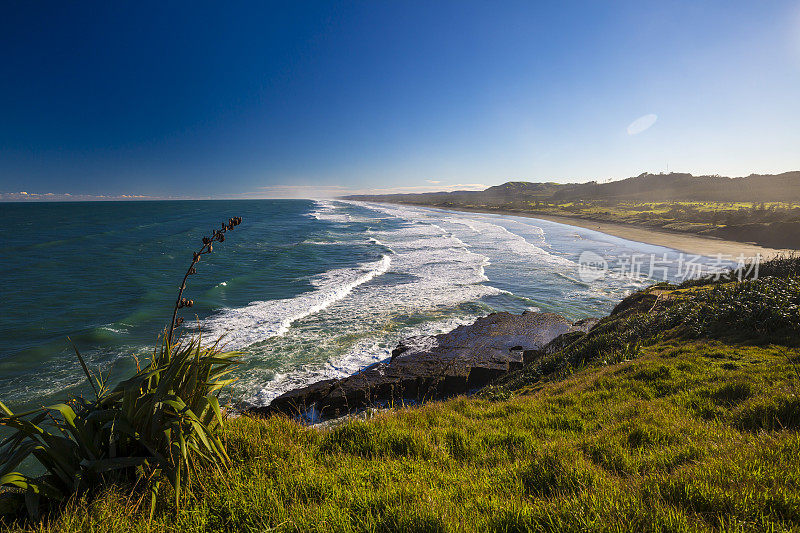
[376,203,792,259]
[257,202,792,421]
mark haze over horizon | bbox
[2,1,800,201]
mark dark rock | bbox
[260,378,338,417]
[523,349,543,364]
[252,311,585,421]
[571,317,600,332]
[533,316,601,357]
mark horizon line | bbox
[3,168,798,202]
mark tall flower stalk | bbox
[167,216,242,345]
[0,216,244,521]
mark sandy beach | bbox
[391,204,793,259]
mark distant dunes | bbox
[342,171,800,250]
[342,171,800,204]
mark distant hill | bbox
[342,171,800,249]
[550,172,800,203]
[342,171,800,204]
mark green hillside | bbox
[7,257,800,532]
[345,172,800,205]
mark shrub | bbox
[679,252,800,288]
[675,277,800,341]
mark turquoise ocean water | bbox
[1,199,731,411]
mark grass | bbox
[2,338,797,532]
[3,257,799,531]
[495,200,800,231]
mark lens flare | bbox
[627,113,658,135]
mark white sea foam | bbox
[444,217,573,266]
[367,236,396,253]
[223,199,664,407]
[353,201,655,305]
[307,200,339,221]
[202,255,392,349]
[300,239,350,246]
[214,201,510,404]
[308,200,372,223]
[11,199,726,413]
[245,314,482,406]
[360,203,574,268]
[481,216,548,237]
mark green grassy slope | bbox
[5,264,800,532]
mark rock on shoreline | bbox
[251,311,598,421]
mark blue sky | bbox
[1,1,799,200]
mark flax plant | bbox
[0,217,243,520]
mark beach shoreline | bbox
[375,202,792,259]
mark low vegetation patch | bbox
[1,335,795,532]
[2,252,798,531]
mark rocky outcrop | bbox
[531,317,599,357]
[251,311,597,421]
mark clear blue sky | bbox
[2,1,799,200]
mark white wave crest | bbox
[361,203,572,267]
[202,255,392,348]
[309,200,374,223]
[245,314,482,406]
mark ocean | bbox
[1,199,730,412]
